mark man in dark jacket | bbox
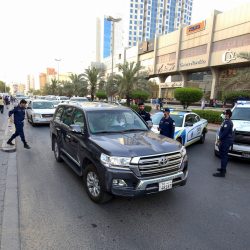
[7,99,31,149]
[138,102,151,122]
[213,109,234,177]
[158,108,175,139]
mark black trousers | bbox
[0,105,3,113]
[9,123,26,144]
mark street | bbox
[16,121,250,250]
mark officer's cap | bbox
[163,108,170,112]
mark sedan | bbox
[151,111,208,146]
[26,100,55,125]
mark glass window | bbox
[61,107,75,126]
[54,107,64,122]
[33,101,54,109]
[72,109,85,129]
[232,108,250,121]
[135,15,137,18]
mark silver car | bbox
[26,100,55,125]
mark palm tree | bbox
[114,61,147,106]
[83,67,101,101]
[51,79,58,95]
[105,75,118,102]
[68,74,87,96]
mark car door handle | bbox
[66,134,71,139]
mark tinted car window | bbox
[72,109,85,129]
[33,102,54,109]
[54,107,64,122]
[61,107,75,126]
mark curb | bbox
[1,120,16,153]
[0,152,20,250]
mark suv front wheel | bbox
[84,164,112,203]
[53,138,63,162]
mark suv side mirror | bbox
[69,124,84,134]
[185,122,193,127]
[147,120,153,129]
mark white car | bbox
[151,111,208,146]
[26,100,55,125]
[215,101,250,159]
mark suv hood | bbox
[32,109,55,114]
[232,120,250,132]
[90,131,181,157]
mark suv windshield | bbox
[86,110,148,134]
[152,113,184,127]
[33,102,54,109]
[231,108,250,121]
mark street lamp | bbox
[55,58,61,82]
[106,16,122,101]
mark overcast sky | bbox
[0,0,249,85]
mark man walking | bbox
[213,109,234,177]
[0,96,4,114]
[138,102,151,122]
[158,108,175,139]
[7,99,31,149]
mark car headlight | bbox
[180,146,187,157]
[33,113,41,118]
[100,153,131,168]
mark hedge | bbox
[192,109,222,124]
[130,104,152,113]
[222,91,250,103]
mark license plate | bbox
[242,153,250,158]
[159,180,172,191]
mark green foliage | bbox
[174,88,203,109]
[237,52,250,60]
[131,90,150,101]
[222,91,250,103]
[0,81,7,92]
[192,109,222,124]
[96,91,107,100]
[130,104,152,113]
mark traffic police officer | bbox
[138,102,151,122]
[158,108,175,139]
[213,109,234,177]
[7,99,31,149]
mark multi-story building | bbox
[27,75,35,92]
[128,0,193,47]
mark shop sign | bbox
[157,63,175,73]
[179,59,206,68]
[159,81,183,88]
[222,50,237,63]
[186,21,206,35]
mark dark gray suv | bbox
[50,102,188,203]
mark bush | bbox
[130,104,152,113]
[174,88,203,109]
[131,90,150,102]
[96,91,107,100]
[192,109,222,124]
[222,91,250,103]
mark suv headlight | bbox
[100,153,131,168]
[33,113,41,118]
[180,146,187,157]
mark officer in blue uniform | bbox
[213,109,233,177]
[7,99,31,149]
[138,102,151,122]
[158,108,175,139]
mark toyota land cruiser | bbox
[50,102,188,203]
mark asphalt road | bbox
[17,122,250,250]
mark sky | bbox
[0,0,249,86]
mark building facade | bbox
[103,3,250,100]
[128,0,193,47]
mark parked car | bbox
[50,103,188,203]
[70,97,89,104]
[26,100,55,125]
[151,110,208,146]
[215,101,250,159]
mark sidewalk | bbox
[0,107,20,250]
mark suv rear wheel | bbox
[84,164,112,203]
[199,131,206,144]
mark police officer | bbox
[213,109,233,177]
[138,102,151,122]
[158,108,175,139]
[7,99,31,149]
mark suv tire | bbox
[199,131,206,144]
[84,164,112,203]
[53,138,63,162]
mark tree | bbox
[223,91,250,103]
[51,79,59,95]
[114,61,147,106]
[83,67,101,101]
[0,81,7,92]
[96,91,107,100]
[174,87,203,109]
[105,75,118,101]
[131,90,150,103]
[68,74,87,96]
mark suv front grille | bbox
[137,152,182,177]
[234,131,250,145]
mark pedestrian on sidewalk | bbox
[213,109,233,177]
[4,95,10,109]
[7,99,31,149]
[158,108,175,139]
[0,96,4,114]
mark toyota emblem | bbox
[159,156,168,166]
